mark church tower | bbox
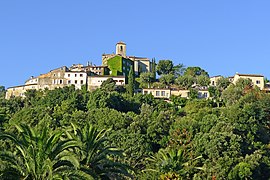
[116,41,126,57]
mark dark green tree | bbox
[159,74,175,87]
[0,86,5,99]
[156,60,174,75]
[100,78,117,92]
[127,67,135,96]
[216,77,231,91]
[139,72,155,88]
[184,67,209,77]
[175,75,195,89]
[196,75,210,87]
[151,58,157,80]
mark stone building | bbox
[102,41,152,76]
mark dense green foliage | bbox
[107,56,123,76]
[1,76,270,179]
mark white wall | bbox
[64,72,87,89]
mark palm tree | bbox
[0,124,81,179]
[67,123,131,179]
[145,148,203,179]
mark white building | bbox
[88,76,125,90]
[64,72,88,89]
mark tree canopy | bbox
[1,75,270,179]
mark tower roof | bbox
[116,41,126,45]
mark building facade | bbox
[87,76,125,91]
[142,88,210,99]
[102,41,152,76]
[232,73,264,90]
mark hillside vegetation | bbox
[1,74,270,179]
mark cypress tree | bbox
[151,58,156,81]
[127,67,135,96]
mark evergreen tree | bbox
[151,58,157,80]
[127,67,135,96]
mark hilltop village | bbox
[5,41,268,99]
[2,42,270,180]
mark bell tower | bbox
[116,41,126,57]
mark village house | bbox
[210,73,265,90]
[142,88,210,99]
[232,73,264,90]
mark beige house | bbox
[171,89,190,98]
[233,73,264,90]
[87,76,125,91]
[5,84,39,99]
[142,88,171,98]
[210,73,265,90]
[142,88,210,99]
[210,75,222,86]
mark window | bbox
[144,91,148,94]
[68,74,70,77]
[68,80,71,84]
[80,80,83,84]
[60,80,63,84]
[161,91,165,96]
[203,92,208,98]
[212,81,215,86]
[75,80,77,84]
[80,74,83,77]
[75,74,77,77]
[256,80,260,84]
[156,91,160,96]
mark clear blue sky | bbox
[1,1,270,88]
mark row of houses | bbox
[143,73,265,99]
[5,41,267,99]
[6,65,127,99]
